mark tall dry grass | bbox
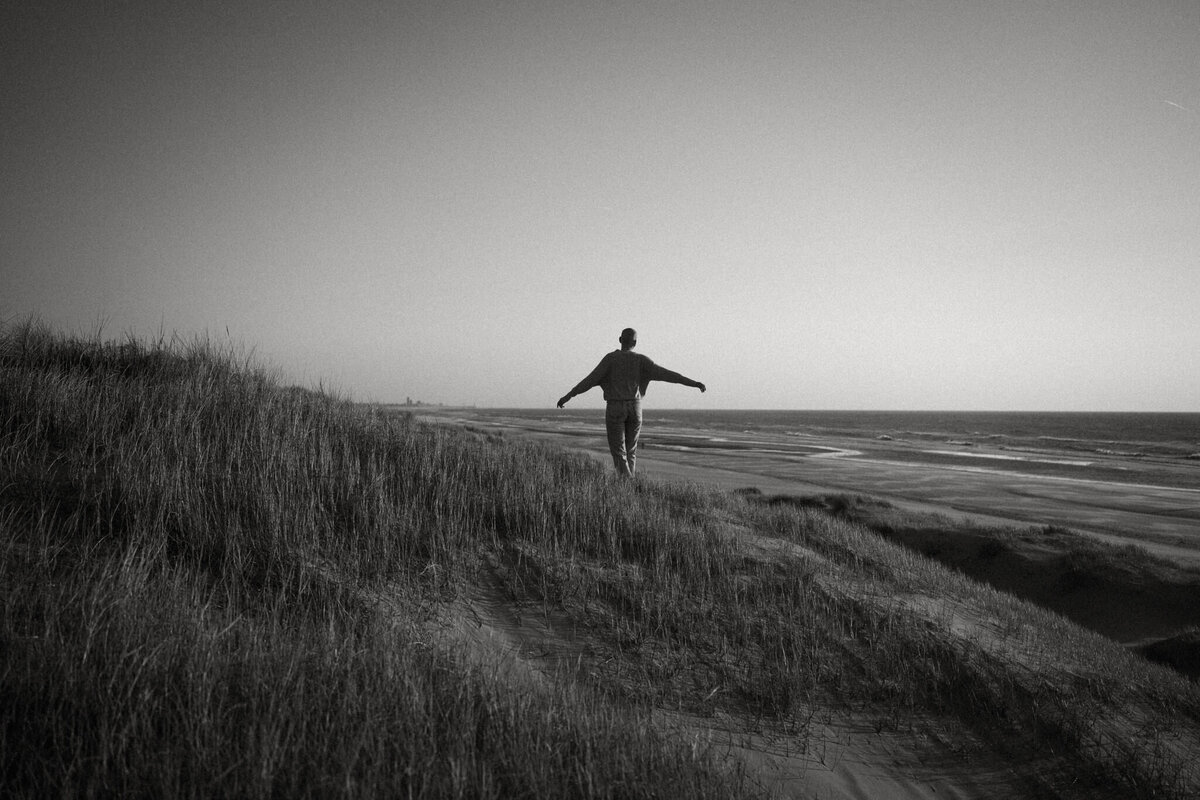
[3,319,1199,799]
[0,320,761,799]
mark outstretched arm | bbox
[650,365,705,393]
[558,356,610,407]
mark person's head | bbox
[619,328,638,350]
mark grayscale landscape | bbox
[4,1,1199,797]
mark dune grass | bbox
[3,320,1199,798]
[0,321,762,799]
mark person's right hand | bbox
[557,395,570,408]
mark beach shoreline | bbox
[408,406,1200,565]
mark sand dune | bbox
[414,407,1200,799]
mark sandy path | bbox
[428,511,1066,800]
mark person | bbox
[557,328,706,477]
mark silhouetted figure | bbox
[558,328,705,476]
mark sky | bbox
[3,0,1198,411]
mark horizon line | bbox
[364,403,1199,415]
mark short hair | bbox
[620,328,637,341]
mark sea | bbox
[472,409,1200,460]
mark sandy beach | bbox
[416,407,1200,565]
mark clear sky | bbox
[3,1,1198,411]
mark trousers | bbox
[604,399,642,476]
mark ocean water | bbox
[481,409,1200,458]
[648,410,1200,447]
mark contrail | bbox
[1163,99,1191,111]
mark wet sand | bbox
[414,407,1200,565]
